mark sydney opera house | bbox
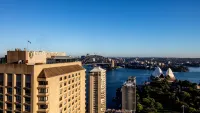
[151,67,176,82]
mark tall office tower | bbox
[0,49,86,113]
[111,60,115,68]
[122,76,136,113]
[89,67,106,113]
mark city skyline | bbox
[1,0,200,57]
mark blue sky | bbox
[0,0,200,57]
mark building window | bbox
[38,96,48,101]
[16,74,21,87]
[25,75,31,88]
[0,87,3,94]
[0,102,3,109]
[68,75,71,78]
[59,96,62,101]
[64,76,67,80]
[78,73,80,75]
[25,105,30,112]
[7,103,12,110]
[16,87,21,95]
[25,89,31,96]
[59,103,62,108]
[60,77,62,81]
[0,95,3,101]
[7,88,12,94]
[39,104,48,109]
[38,88,48,93]
[7,74,12,86]
[16,95,21,103]
[0,73,3,86]
[16,104,21,111]
[72,74,74,77]
[25,97,31,104]
[64,82,67,86]
[38,81,48,85]
[60,83,62,88]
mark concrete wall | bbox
[0,61,85,113]
[7,51,28,64]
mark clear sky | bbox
[0,0,200,57]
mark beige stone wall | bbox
[27,51,47,64]
[6,50,67,64]
[7,51,28,63]
[33,62,83,113]
[0,61,85,113]
[46,52,66,58]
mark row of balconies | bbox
[0,102,31,112]
[0,81,31,89]
[37,80,49,113]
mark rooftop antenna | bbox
[27,40,31,51]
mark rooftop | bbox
[38,64,85,78]
[123,76,136,87]
[90,66,106,73]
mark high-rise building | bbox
[121,76,136,113]
[0,49,86,113]
[89,67,106,113]
[111,60,115,68]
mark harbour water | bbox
[85,66,200,109]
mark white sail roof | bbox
[152,67,163,77]
[166,68,175,79]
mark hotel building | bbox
[0,49,86,113]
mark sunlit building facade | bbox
[0,49,86,113]
[89,67,106,113]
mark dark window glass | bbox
[0,74,3,86]
[7,103,12,110]
[16,88,21,95]
[25,97,31,104]
[0,87,3,94]
[16,95,21,103]
[7,74,12,86]
[25,105,30,112]
[39,104,48,109]
[16,74,21,87]
[0,95,3,101]
[7,95,12,102]
[25,89,31,96]
[38,81,48,85]
[16,104,21,111]
[25,75,31,88]
[7,88,12,94]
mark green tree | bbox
[189,107,196,113]
[137,103,143,112]
[155,102,163,110]
[181,91,190,101]
[142,98,151,105]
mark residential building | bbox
[0,49,86,113]
[121,76,136,113]
[89,67,106,113]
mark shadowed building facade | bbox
[122,76,136,113]
[0,49,86,113]
[89,67,106,113]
